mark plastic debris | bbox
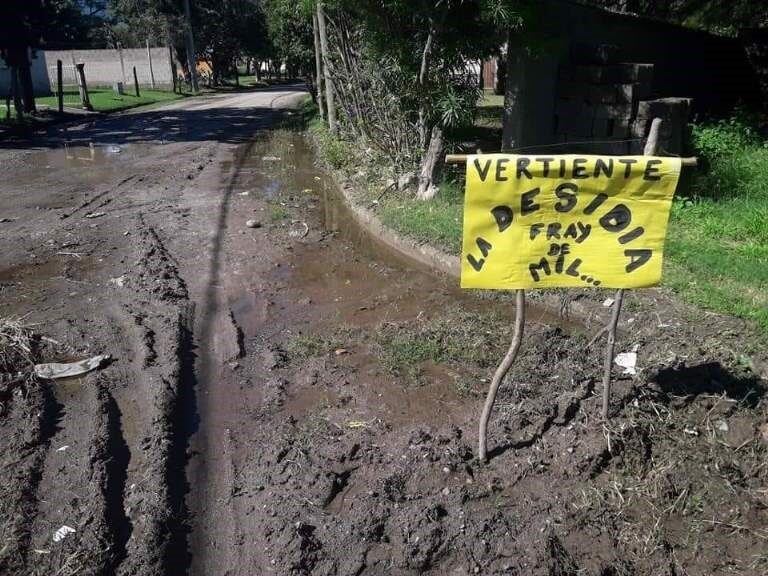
[56,445,70,452]
[715,420,729,433]
[288,221,309,239]
[246,219,262,229]
[261,155,281,161]
[84,212,106,219]
[52,525,76,542]
[106,145,122,154]
[346,420,372,429]
[109,276,126,287]
[614,351,637,375]
[35,354,111,380]
[602,298,615,307]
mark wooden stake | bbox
[56,59,63,113]
[445,154,697,166]
[601,117,662,419]
[75,63,92,111]
[479,289,525,462]
[133,66,140,97]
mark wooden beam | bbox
[445,154,698,167]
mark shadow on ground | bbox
[654,361,765,407]
[0,84,307,150]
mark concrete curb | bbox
[334,181,461,280]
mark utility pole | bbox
[183,0,199,92]
[316,1,336,133]
[146,38,156,90]
[312,12,325,121]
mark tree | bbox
[0,1,46,118]
[262,0,314,78]
[311,0,524,198]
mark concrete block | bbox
[610,118,631,138]
[571,43,621,65]
[571,63,654,85]
[592,117,611,137]
[593,102,633,120]
[632,98,692,154]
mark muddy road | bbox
[2,87,768,575]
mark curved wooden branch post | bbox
[479,289,525,462]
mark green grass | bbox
[3,88,185,123]
[664,122,768,333]
[269,204,290,221]
[375,307,508,384]
[377,180,463,253]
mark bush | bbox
[691,113,762,162]
[309,120,354,170]
[689,113,768,201]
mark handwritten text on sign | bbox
[461,155,681,289]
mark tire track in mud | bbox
[112,216,197,576]
[0,379,58,575]
[181,139,261,575]
[16,363,131,576]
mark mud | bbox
[0,89,766,576]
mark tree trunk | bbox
[416,125,443,200]
[312,11,326,121]
[10,67,24,120]
[417,24,434,148]
[316,1,336,134]
[182,0,199,92]
[501,32,525,151]
[19,63,36,113]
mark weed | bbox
[374,306,510,384]
[0,317,36,374]
[285,333,335,359]
[269,204,289,221]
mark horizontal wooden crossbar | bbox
[445,154,698,166]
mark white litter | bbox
[109,276,126,287]
[715,420,729,433]
[35,354,111,380]
[52,525,76,542]
[261,155,281,161]
[614,351,637,375]
[56,445,70,452]
[288,221,309,239]
[84,212,106,219]
[602,298,615,307]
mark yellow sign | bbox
[461,154,681,289]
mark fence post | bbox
[75,63,92,111]
[133,66,140,97]
[117,42,127,86]
[56,59,63,113]
[146,39,156,90]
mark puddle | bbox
[212,131,582,431]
